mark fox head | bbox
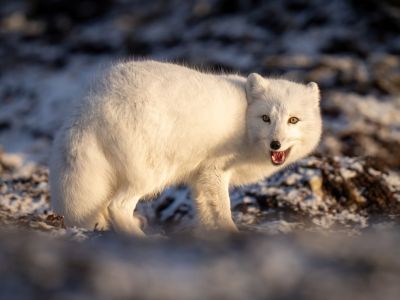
[245,73,322,166]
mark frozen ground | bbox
[1,0,400,299]
[1,151,400,300]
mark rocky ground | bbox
[1,0,400,299]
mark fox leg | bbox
[107,187,145,237]
[190,170,238,232]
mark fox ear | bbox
[307,82,319,95]
[307,81,319,92]
[246,73,267,103]
[307,81,320,103]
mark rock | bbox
[322,92,400,169]
[371,54,400,95]
[150,156,400,233]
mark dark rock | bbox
[371,54,400,95]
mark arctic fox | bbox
[50,60,322,236]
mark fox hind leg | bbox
[107,187,145,237]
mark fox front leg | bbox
[190,169,238,233]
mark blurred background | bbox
[1,1,400,299]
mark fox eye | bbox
[288,117,299,124]
[261,115,270,123]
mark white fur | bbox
[49,60,322,236]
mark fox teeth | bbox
[270,148,291,165]
[271,151,286,164]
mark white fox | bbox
[50,60,322,236]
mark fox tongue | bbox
[271,151,286,164]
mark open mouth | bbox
[270,147,291,165]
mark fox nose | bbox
[270,140,281,150]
